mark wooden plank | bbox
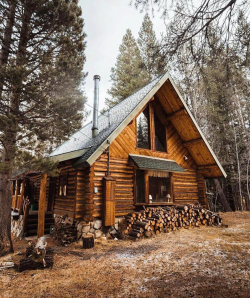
[166,109,187,121]
[183,138,203,147]
[149,102,155,151]
[37,173,47,238]
[18,179,25,215]
[145,170,149,204]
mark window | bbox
[58,173,68,197]
[154,111,166,152]
[149,176,171,203]
[135,170,173,204]
[136,103,167,152]
[137,106,149,149]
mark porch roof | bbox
[129,154,185,173]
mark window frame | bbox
[135,101,168,153]
[134,167,174,206]
[58,172,68,198]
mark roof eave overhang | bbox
[50,148,88,163]
[167,76,227,179]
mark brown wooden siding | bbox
[53,160,77,218]
[107,115,208,207]
[172,170,199,205]
[93,156,135,218]
[197,173,208,208]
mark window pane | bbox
[137,106,149,149]
[59,174,67,197]
[154,111,166,152]
[149,176,171,203]
[136,170,145,203]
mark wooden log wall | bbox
[108,115,207,207]
[75,167,94,222]
[172,170,199,205]
[92,155,135,218]
[53,161,77,218]
[197,173,208,208]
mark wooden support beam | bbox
[13,180,20,211]
[149,102,155,151]
[18,179,25,215]
[23,202,30,236]
[103,176,116,226]
[183,138,203,147]
[197,164,217,170]
[37,173,47,238]
[166,108,187,121]
[145,170,149,204]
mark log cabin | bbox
[11,72,226,235]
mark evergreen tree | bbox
[106,29,148,107]
[0,0,87,255]
[138,13,167,80]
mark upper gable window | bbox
[154,111,166,152]
[137,106,149,149]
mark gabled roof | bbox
[50,72,226,178]
[50,73,166,163]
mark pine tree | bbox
[138,13,167,80]
[106,29,148,107]
[0,0,87,255]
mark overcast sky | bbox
[79,0,166,124]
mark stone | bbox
[95,230,103,239]
[93,220,102,230]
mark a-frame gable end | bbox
[85,73,170,166]
[85,73,226,179]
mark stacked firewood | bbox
[51,215,77,246]
[124,205,222,239]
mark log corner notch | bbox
[103,176,116,227]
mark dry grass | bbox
[1,212,250,298]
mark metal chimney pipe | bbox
[92,75,100,138]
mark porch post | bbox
[18,178,25,215]
[37,173,47,238]
[13,180,20,211]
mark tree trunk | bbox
[0,161,14,256]
[214,179,232,212]
[0,3,32,256]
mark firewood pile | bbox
[124,205,222,239]
[51,215,77,246]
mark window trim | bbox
[134,167,174,205]
[58,172,68,198]
[135,102,168,153]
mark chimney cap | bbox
[93,75,101,80]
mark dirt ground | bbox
[1,212,250,298]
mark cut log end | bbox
[82,235,95,249]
